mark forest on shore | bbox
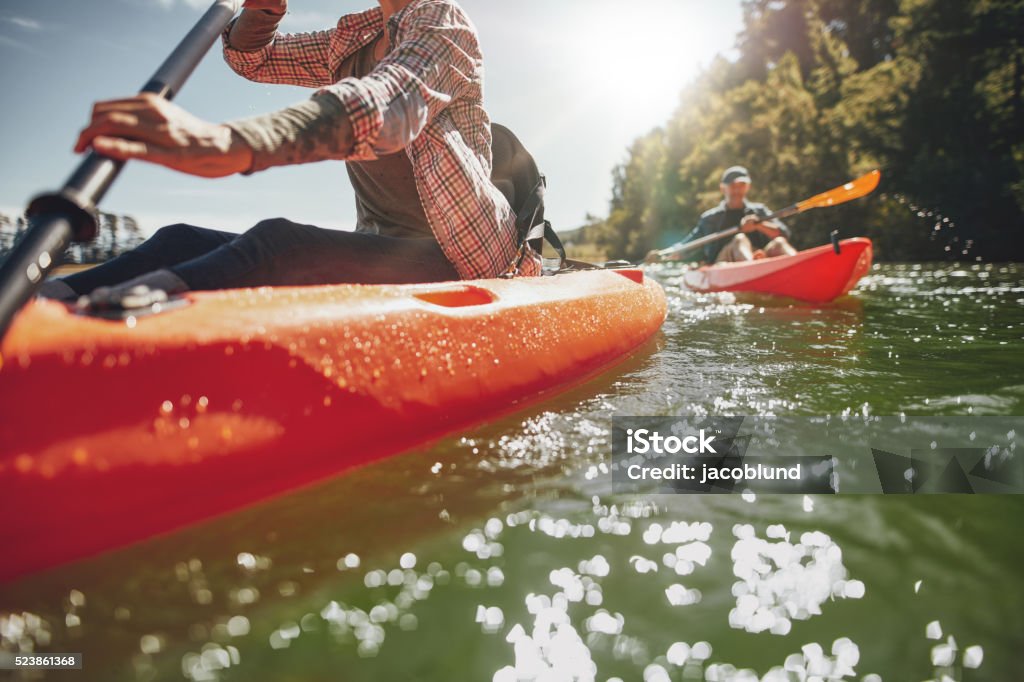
[580,0,1023,262]
[0,211,144,264]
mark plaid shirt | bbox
[223,0,540,279]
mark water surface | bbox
[1,263,1022,681]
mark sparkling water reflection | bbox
[0,263,1022,680]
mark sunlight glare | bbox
[563,1,734,137]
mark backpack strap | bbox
[491,123,565,275]
[515,175,566,271]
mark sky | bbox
[0,0,743,235]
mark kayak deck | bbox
[682,238,873,303]
[0,269,666,580]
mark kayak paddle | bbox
[0,0,241,341]
[652,169,882,261]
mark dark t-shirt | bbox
[675,200,790,263]
[336,37,432,239]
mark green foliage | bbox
[589,0,1024,262]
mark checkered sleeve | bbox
[222,9,383,88]
[222,22,334,87]
[316,1,477,161]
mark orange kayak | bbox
[0,269,665,580]
[683,238,873,303]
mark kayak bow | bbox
[682,238,873,303]
[0,269,665,580]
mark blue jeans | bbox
[61,218,460,295]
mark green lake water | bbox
[1,263,1023,681]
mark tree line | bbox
[585,0,1023,262]
[0,211,145,265]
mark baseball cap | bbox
[721,166,752,185]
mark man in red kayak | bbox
[646,166,797,264]
[40,0,539,305]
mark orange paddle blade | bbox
[796,170,881,212]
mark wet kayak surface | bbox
[1,262,1022,681]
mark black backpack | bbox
[490,123,566,274]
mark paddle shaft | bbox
[654,204,801,260]
[0,0,240,340]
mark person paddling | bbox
[40,0,540,306]
[646,166,797,264]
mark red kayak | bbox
[0,269,666,581]
[682,238,873,303]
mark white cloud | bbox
[5,16,42,31]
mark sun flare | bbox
[562,1,734,137]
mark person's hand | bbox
[740,214,762,233]
[644,249,663,264]
[74,94,253,178]
[242,0,287,15]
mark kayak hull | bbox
[0,270,666,581]
[682,238,873,303]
